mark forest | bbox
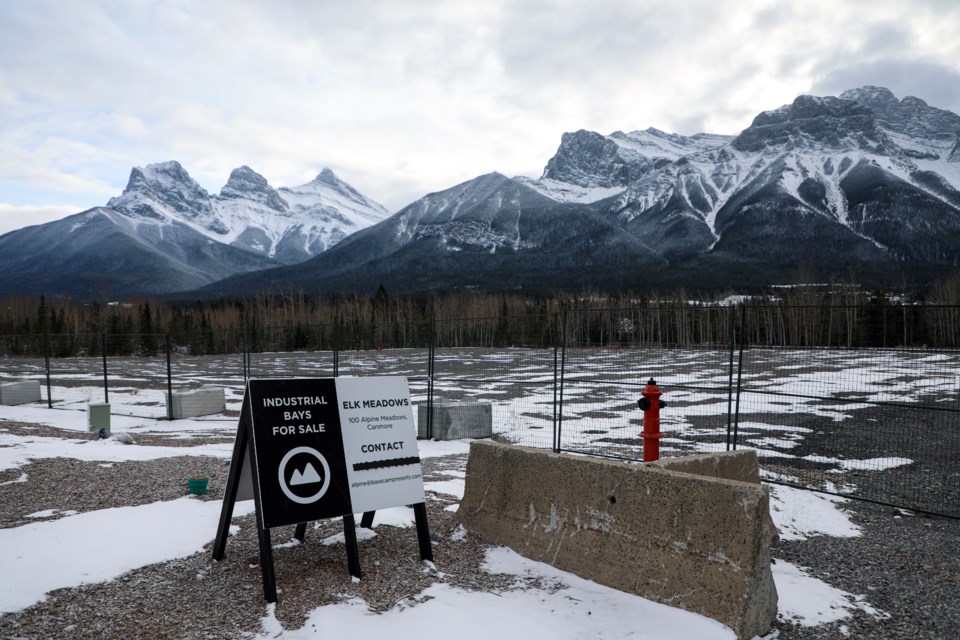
[1,274,960,357]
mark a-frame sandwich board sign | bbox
[212,377,432,602]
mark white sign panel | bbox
[336,376,425,513]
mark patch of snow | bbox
[773,559,886,626]
[514,176,626,203]
[0,497,255,613]
[767,484,861,541]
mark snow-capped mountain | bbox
[203,86,960,297]
[0,163,389,297]
[588,86,960,267]
[107,162,389,264]
[203,170,665,296]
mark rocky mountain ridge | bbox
[106,162,389,264]
[201,85,960,297]
[0,163,389,297]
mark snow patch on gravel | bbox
[773,559,887,626]
[768,484,861,541]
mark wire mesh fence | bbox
[549,306,960,518]
[733,345,960,518]
[556,307,736,461]
[1,305,957,517]
[433,316,560,452]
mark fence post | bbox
[556,307,568,454]
[732,306,745,450]
[552,312,559,453]
[165,334,174,420]
[725,306,736,451]
[243,328,251,381]
[333,317,340,377]
[101,333,109,404]
[43,333,52,409]
[426,317,435,440]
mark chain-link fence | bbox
[432,316,560,451]
[1,306,958,517]
[556,307,735,460]
[549,306,960,518]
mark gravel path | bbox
[1,420,957,639]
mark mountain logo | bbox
[278,446,332,505]
[290,462,322,486]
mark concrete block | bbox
[417,401,492,440]
[0,380,41,406]
[649,451,778,546]
[170,387,225,420]
[457,442,778,640]
[88,403,111,437]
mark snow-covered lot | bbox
[7,344,956,515]
[1,348,958,638]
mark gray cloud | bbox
[2,0,960,227]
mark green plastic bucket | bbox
[188,476,209,495]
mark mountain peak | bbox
[108,160,212,221]
[839,85,899,106]
[310,167,341,185]
[222,165,267,190]
[123,160,198,193]
[733,92,879,152]
[839,85,960,140]
[541,130,645,188]
[289,168,387,217]
[218,165,288,214]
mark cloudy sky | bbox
[2,0,960,234]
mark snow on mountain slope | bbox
[106,162,390,265]
[512,176,624,204]
[532,87,960,256]
[610,128,731,160]
[524,128,733,204]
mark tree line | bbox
[1,277,959,358]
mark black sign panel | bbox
[247,378,352,528]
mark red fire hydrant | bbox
[637,378,666,462]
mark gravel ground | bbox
[1,420,958,640]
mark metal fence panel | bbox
[432,316,558,451]
[1,304,957,517]
[557,307,735,460]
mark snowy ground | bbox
[0,348,956,637]
[4,345,956,515]
[0,404,887,638]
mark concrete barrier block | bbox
[0,380,41,406]
[457,442,778,640]
[649,451,778,546]
[170,387,226,420]
[417,401,492,440]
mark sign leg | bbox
[294,522,307,542]
[343,514,362,579]
[413,502,434,562]
[213,416,250,560]
[257,523,278,603]
[359,511,375,528]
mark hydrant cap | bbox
[647,378,656,385]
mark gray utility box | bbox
[88,403,111,437]
[170,387,226,419]
[0,380,41,406]
[418,401,493,440]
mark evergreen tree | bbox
[36,295,49,335]
[140,303,158,355]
